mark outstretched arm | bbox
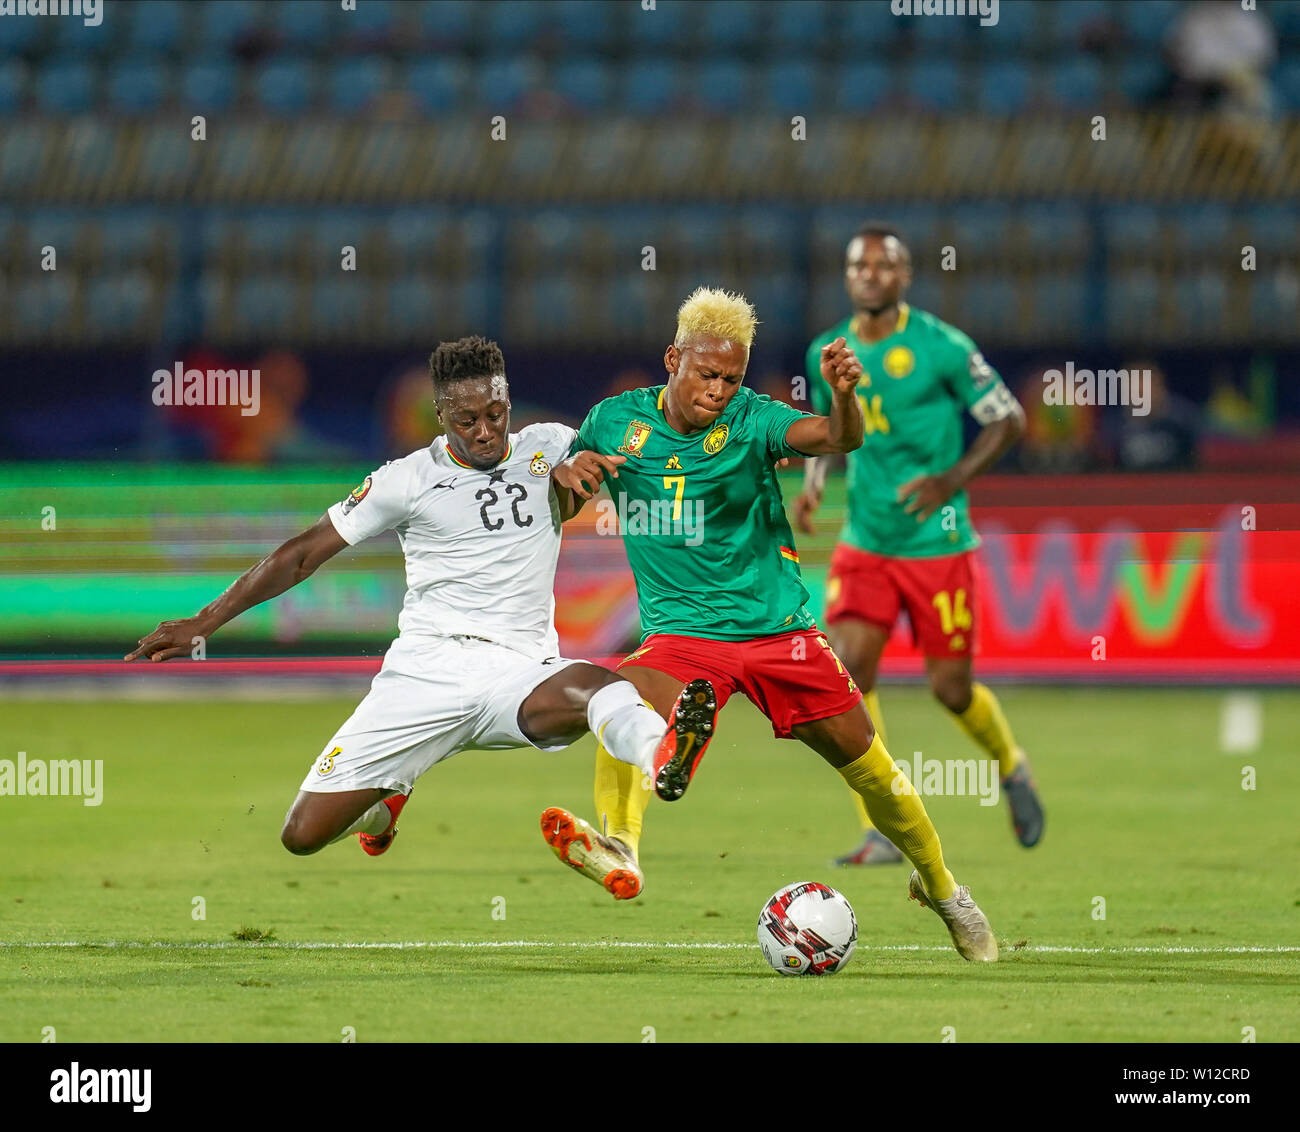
[124,515,348,662]
[784,336,865,456]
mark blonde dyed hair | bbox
[674,286,758,349]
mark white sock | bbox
[587,681,665,776]
[328,800,391,844]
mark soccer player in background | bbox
[126,336,699,887]
[544,287,999,962]
[793,223,1045,865]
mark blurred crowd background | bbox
[2,0,1298,476]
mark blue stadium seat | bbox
[312,279,367,338]
[1243,206,1297,255]
[699,0,763,52]
[419,0,475,47]
[952,206,1015,261]
[1252,272,1300,338]
[906,8,971,47]
[0,60,27,114]
[125,0,186,52]
[52,11,116,56]
[1046,0,1110,49]
[1105,207,1165,258]
[552,0,619,51]
[268,0,334,50]
[979,61,1032,114]
[242,214,309,262]
[746,273,802,336]
[107,59,168,114]
[0,9,40,52]
[833,62,891,113]
[348,0,397,39]
[958,275,1018,336]
[1104,269,1161,338]
[234,276,297,337]
[25,213,85,262]
[100,216,171,262]
[1048,58,1104,109]
[983,0,1037,53]
[36,62,95,114]
[483,0,544,50]
[1276,60,1300,112]
[312,216,372,271]
[521,274,580,339]
[693,60,750,113]
[552,59,612,112]
[630,0,692,51]
[407,59,467,112]
[329,57,390,113]
[761,60,818,113]
[1273,1,1300,42]
[1119,58,1166,105]
[842,0,898,42]
[1016,204,1088,260]
[609,273,656,337]
[17,276,74,331]
[1174,272,1227,335]
[87,272,154,336]
[885,207,943,258]
[1030,274,1086,330]
[1171,205,1233,257]
[623,60,678,114]
[475,57,543,110]
[196,0,262,51]
[1116,0,1181,47]
[907,61,962,112]
[385,209,448,264]
[385,276,438,338]
[770,0,827,49]
[256,59,316,114]
[181,59,237,111]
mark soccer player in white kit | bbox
[126,337,713,898]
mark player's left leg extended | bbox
[791,704,998,962]
[926,655,1044,848]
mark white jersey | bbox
[327,422,578,659]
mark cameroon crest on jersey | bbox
[618,420,654,457]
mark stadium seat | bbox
[832,62,891,113]
[234,276,297,338]
[242,214,309,265]
[1047,58,1104,109]
[386,276,439,338]
[181,59,237,112]
[124,0,186,53]
[761,60,818,113]
[24,213,85,263]
[958,275,1018,337]
[36,62,96,114]
[1171,205,1233,258]
[329,57,391,113]
[1046,0,1111,51]
[982,0,1037,54]
[907,60,963,112]
[627,0,691,50]
[699,1,764,52]
[1174,272,1227,336]
[407,59,468,112]
[475,57,544,111]
[1105,206,1165,261]
[1251,271,1300,338]
[0,9,40,53]
[0,60,27,115]
[346,0,398,40]
[552,59,613,112]
[384,209,448,267]
[195,0,262,52]
[693,60,750,113]
[268,0,334,50]
[256,59,316,114]
[419,0,475,47]
[1015,204,1089,262]
[1243,206,1298,256]
[87,272,154,337]
[1119,58,1167,105]
[1115,0,1181,48]
[905,8,971,48]
[952,206,1015,262]
[979,61,1032,115]
[312,279,368,339]
[99,216,172,264]
[1104,269,1161,339]
[1276,60,1300,113]
[107,59,169,114]
[770,0,827,50]
[551,0,619,52]
[1029,274,1087,331]
[623,60,679,115]
[841,0,898,43]
[483,0,545,51]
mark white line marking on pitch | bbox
[1,940,1297,954]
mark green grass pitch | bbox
[2,687,1297,1043]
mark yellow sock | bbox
[594,738,651,861]
[837,734,955,900]
[848,689,889,831]
[953,682,1022,778]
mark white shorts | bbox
[299,634,585,795]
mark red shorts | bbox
[824,544,977,658]
[618,628,862,739]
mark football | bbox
[757,881,858,976]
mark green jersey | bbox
[574,385,817,642]
[808,304,1015,558]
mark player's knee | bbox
[931,673,972,714]
[280,816,325,856]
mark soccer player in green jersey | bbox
[794,222,1045,865]
[540,286,999,962]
